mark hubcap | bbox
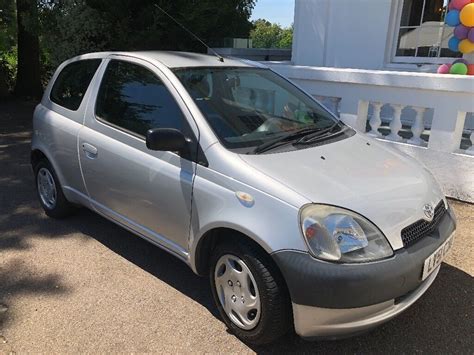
[37,167,57,209]
[214,254,261,330]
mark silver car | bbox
[31,51,456,345]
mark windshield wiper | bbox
[294,121,343,145]
[253,126,327,154]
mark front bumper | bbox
[292,265,440,339]
[272,204,456,338]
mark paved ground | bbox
[0,101,473,353]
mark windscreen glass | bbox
[174,67,342,151]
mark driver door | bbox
[78,56,199,258]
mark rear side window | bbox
[95,60,190,137]
[50,59,101,111]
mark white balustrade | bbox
[386,104,403,142]
[407,107,427,146]
[367,102,383,138]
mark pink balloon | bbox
[449,2,455,10]
[454,24,469,39]
[469,28,474,42]
[437,64,451,74]
[452,0,471,10]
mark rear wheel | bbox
[210,240,292,345]
[34,160,75,218]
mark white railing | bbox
[268,63,474,202]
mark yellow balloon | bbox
[460,3,474,27]
[459,39,474,54]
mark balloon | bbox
[445,10,461,26]
[451,0,471,10]
[467,64,474,76]
[460,4,474,26]
[454,24,469,39]
[453,58,469,65]
[448,36,461,51]
[437,64,451,74]
[449,62,468,74]
[459,38,474,53]
[468,28,474,42]
[449,2,455,10]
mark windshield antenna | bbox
[153,4,224,62]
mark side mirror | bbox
[146,128,189,152]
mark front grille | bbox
[401,201,447,247]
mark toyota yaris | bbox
[31,51,456,345]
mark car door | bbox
[78,56,200,259]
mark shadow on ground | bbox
[1,101,473,353]
[0,260,69,330]
[72,210,474,354]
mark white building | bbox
[292,0,474,70]
[267,0,474,202]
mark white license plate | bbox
[422,233,455,281]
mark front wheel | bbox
[210,241,292,345]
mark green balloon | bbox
[449,63,468,75]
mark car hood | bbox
[239,133,445,250]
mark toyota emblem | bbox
[423,204,434,221]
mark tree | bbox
[279,26,293,49]
[39,0,256,68]
[14,0,42,98]
[4,0,256,97]
[0,0,16,52]
[40,0,113,70]
[250,19,293,49]
[0,0,17,96]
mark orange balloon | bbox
[467,64,474,75]
[459,39,474,53]
[460,3,474,27]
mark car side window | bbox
[95,60,191,137]
[50,59,102,111]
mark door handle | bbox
[82,143,98,159]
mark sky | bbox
[250,0,295,28]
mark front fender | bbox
[188,167,309,273]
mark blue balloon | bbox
[445,10,461,27]
[448,36,461,51]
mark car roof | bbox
[73,50,258,69]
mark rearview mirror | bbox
[146,128,188,152]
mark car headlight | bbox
[300,204,393,263]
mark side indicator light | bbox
[235,191,255,207]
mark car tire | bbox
[34,159,75,218]
[210,239,292,345]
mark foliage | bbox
[279,26,293,49]
[0,0,16,51]
[0,0,17,93]
[1,0,256,95]
[39,0,256,69]
[39,0,113,74]
[250,19,293,49]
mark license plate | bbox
[422,233,455,281]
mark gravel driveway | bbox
[1,101,473,353]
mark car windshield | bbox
[174,67,343,152]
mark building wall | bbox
[292,0,393,69]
